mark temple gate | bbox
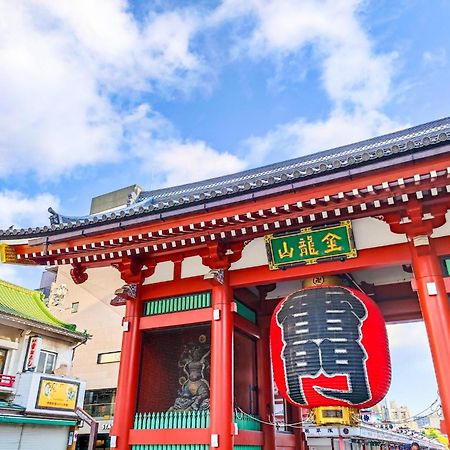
[1,118,450,449]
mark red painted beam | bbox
[140,276,209,300]
[229,243,411,288]
[139,308,212,330]
[128,428,210,445]
[377,297,422,323]
[12,152,450,261]
[229,236,450,289]
[235,430,264,445]
[411,276,450,293]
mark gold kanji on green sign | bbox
[265,220,357,270]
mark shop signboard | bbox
[24,336,42,371]
[36,377,80,411]
[265,220,357,270]
[0,243,36,265]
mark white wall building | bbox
[0,279,87,450]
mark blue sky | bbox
[0,0,448,415]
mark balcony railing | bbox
[83,402,115,419]
[0,374,15,388]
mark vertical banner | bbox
[24,336,42,372]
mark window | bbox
[71,302,79,313]
[0,348,7,373]
[97,351,121,364]
[36,350,57,374]
[84,388,116,418]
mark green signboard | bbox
[265,220,357,270]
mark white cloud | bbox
[151,140,247,186]
[387,322,430,351]
[117,103,247,186]
[211,0,402,165]
[0,189,61,289]
[423,48,447,67]
[0,191,59,229]
[0,1,204,179]
[213,0,397,111]
[0,0,405,187]
[243,110,406,165]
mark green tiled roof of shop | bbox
[0,279,79,333]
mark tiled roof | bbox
[1,116,450,239]
[0,279,85,337]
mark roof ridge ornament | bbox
[48,207,61,225]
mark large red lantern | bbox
[270,286,391,409]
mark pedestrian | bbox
[410,443,420,450]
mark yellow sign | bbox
[0,244,36,265]
[312,406,359,426]
[36,378,79,411]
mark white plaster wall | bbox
[39,335,75,373]
[143,261,174,284]
[51,265,124,389]
[181,256,209,278]
[13,333,33,376]
[0,328,20,375]
[0,324,79,377]
[352,217,407,249]
[432,211,450,238]
[230,238,268,271]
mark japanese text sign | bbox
[36,378,80,411]
[24,336,42,371]
[271,286,391,409]
[265,221,357,270]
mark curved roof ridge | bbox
[1,115,449,238]
[138,116,450,201]
[0,278,82,334]
[0,279,42,296]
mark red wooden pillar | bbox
[110,260,146,450]
[210,268,235,449]
[257,316,276,450]
[292,407,307,450]
[110,294,142,449]
[408,235,450,435]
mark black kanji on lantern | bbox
[276,287,371,405]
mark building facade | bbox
[0,279,87,450]
[41,264,125,449]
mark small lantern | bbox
[271,285,391,411]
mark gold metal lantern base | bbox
[311,406,360,426]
